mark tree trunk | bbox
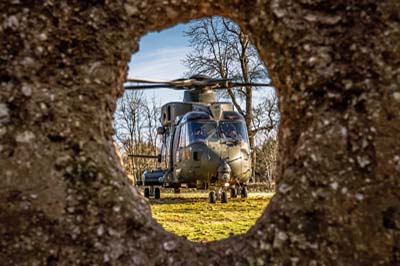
[0,1,399,265]
[249,133,256,182]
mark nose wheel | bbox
[240,186,248,198]
[221,191,228,203]
[208,184,248,203]
[143,187,161,199]
[208,189,229,203]
[230,187,238,198]
[208,191,216,203]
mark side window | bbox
[179,124,186,148]
[167,106,171,121]
[183,124,187,147]
[165,136,169,166]
[174,126,180,163]
[186,124,191,144]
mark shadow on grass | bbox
[150,198,206,205]
[146,190,274,205]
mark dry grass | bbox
[148,190,273,242]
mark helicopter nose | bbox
[217,160,231,184]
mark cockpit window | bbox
[188,121,218,143]
[219,121,249,142]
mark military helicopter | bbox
[125,75,269,203]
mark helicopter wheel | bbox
[154,187,161,199]
[216,192,221,200]
[174,187,181,194]
[215,188,222,200]
[241,186,248,198]
[208,191,216,203]
[230,187,237,198]
[144,188,150,198]
[221,191,228,203]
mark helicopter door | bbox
[177,124,187,163]
[174,123,190,180]
[172,125,182,178]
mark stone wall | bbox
[0,1,399,265]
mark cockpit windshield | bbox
[219,121,249,142]
[187,120,249,144]
[188,121,218,144]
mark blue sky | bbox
[125,19,275,106]
[127,23,193,104]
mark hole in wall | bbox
[113,16,280,242]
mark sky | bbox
[126,23,192,104]
[125,18,275,107]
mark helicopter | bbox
[124,75,269,203]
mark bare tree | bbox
[184,16,279,181]
[113,91,161,183]
[142,95,160,155]
[255,137,278,189]
[253,93,280,143]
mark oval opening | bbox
[113,16,279,242]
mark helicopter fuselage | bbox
[126,74,269,202]
[158,103,252,191]
[174,141,251,186]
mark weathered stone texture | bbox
[0,0,399,265]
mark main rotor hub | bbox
[183,88,216,103]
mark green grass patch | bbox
[149,191,273,242]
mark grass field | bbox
[149,191,273,242]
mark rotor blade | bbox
[169,79,195,87]
[212,82,272,89]
[126,78,173,84]
[230,82,272,87]
[125,76,272,90]
[127,77,201,87]
[170,77,232,87]
[126,77,197,89]
[188,78,231,86]
[124,85,176,90]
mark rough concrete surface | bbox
[0,0,399,265]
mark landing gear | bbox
[143,187,161,199]
[221,191,228,203]
[207,182,243,204]
[216,190,221,201]
[155,187,161,199]
[209,188,229,204]
[230,187,237,198]
[208,191,216,203]
[241,186,248,198]
[208,190,228,203]
[144,187,150,198]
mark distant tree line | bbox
[113,91,161,184]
